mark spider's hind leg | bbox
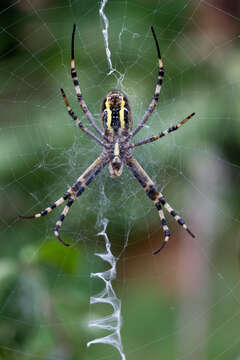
[155,191,195,238]
[152,203,170,255]
[53,196,77,246]
[125,155,195,254]
[20,152,110,246]
[53,154,109,246]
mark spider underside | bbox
[21,24,195,254]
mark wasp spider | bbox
[21,25,195,254]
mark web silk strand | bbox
[99,0,115,75]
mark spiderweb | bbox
[1,0,240,359]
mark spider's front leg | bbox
[70,24,103,137]
[125,155,195,254]
[129,26,164,139]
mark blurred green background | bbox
[1,0,240,359]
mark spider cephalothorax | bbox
[108,138,124,178]
[21,24,195,254]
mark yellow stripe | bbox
[119,100,125,128]
[105,99,112,130]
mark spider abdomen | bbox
[100,90,132,136]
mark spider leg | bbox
[152,204,170,254]
[71,24,103,137]
[125,155,195,254]
[53,195,76,246]
[53,154,109,246]
[20,152,109,221]
[130,112,195,148]
[60,88,104,146]
[20,193,71,220]
[130,26,164,139]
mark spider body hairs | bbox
[20,24,196,254]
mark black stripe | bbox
[178,218,184,225]
[59,214,65,222]
[161,218,167,226]
[159,197,166,205]
[168,125,177,133]
[171,210,177,216]
[68,198,74,206]
[85,170,98,185]
[41,210,48,216]
[71,24,76,60]
[63,193,70,200]
[75,186,84,196]
[164,230,170,237]
[156,132,164,139]
[73,79,78,86]
[146,185,158,200]
[51,203,56,210]
[133,169,147,187]
[124,109,129,129]
[155,202,161,210]
[127,162,147,187]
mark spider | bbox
[21,24,195,255]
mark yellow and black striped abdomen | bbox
[100,90,132,135]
